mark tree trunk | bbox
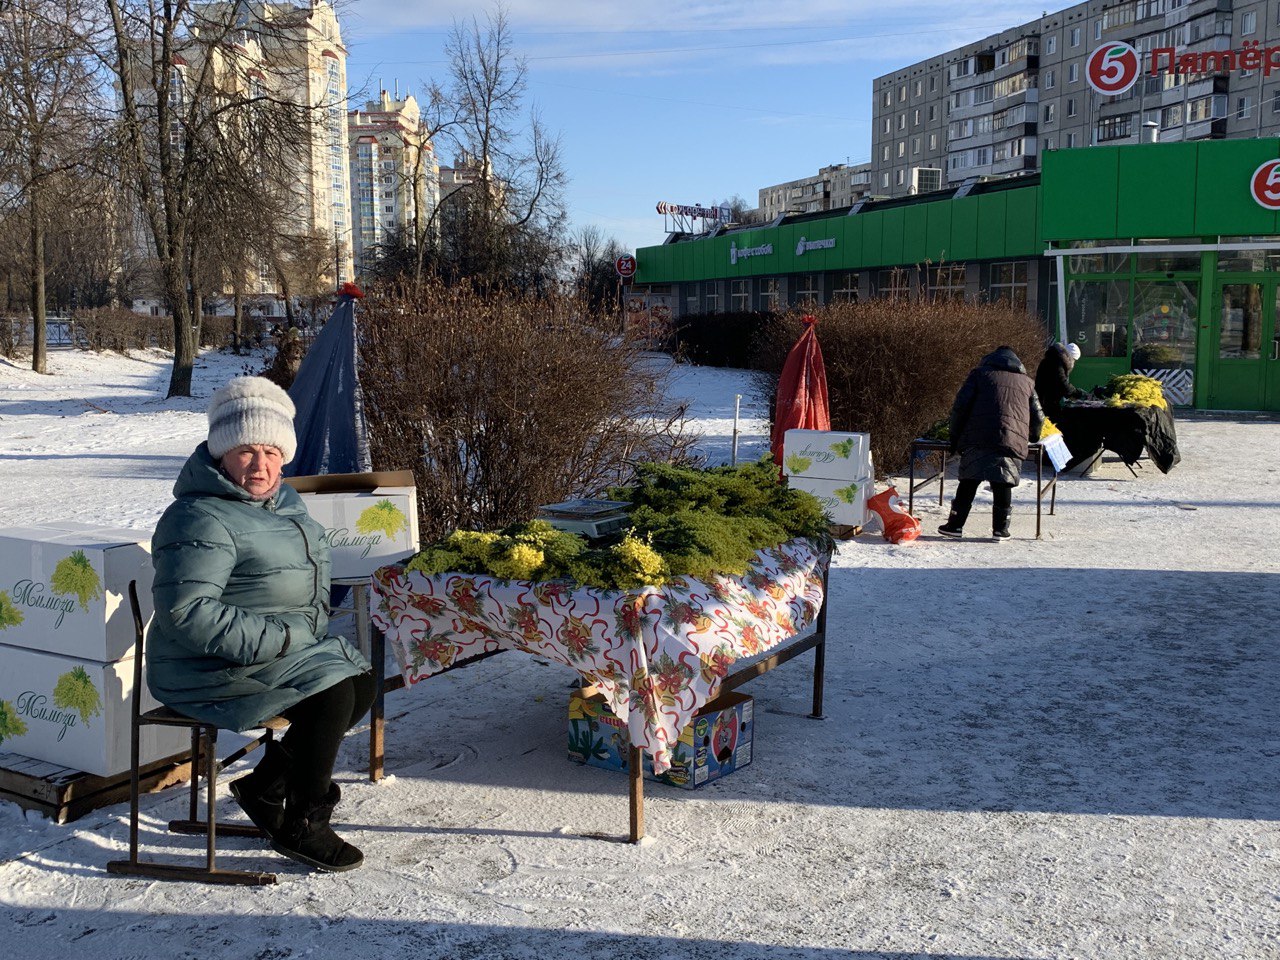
[232,282,244,354]
[29,202,47,375]
[165,261,195,397]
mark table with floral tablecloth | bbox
[369,537,829,774]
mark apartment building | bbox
[757,163,873,221]
[349,91,439,279]
[871,0,1280,197]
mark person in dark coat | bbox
[1034,341,1083,419]
[939,347,1045,541]
[149,377,375,872]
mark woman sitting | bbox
[148,376,374,873]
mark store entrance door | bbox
[1210,280,1280,411]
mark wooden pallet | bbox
[0,749,196,824]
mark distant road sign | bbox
[615,255,637,278]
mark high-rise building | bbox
[757,163,873,221]
[348,91,439,279]
[871,0,1280,198]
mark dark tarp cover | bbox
[285,292,371,477]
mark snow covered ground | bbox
[1,346,1278,960]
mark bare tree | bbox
[0,0,105,373]
[571,224,627,314]
[103,0,327,396]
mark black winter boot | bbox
[229,739,289,838]
[272,784,363,873]
[992,506,1013,541]
[937,509,966,538]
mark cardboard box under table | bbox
[569,687,753,789]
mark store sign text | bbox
[729,241,773,265]
[657,201,728,221]
[1151,43,1280,77]
[795,237,836,257]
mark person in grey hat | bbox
[148,376,374,872]
[1034,341,1085,419]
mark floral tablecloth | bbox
[369,537,829,773]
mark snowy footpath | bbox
[0,348,1277,960]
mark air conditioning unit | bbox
[911,167,943,195]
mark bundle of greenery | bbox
[404,459,830,591]
[1104,373,1168,410]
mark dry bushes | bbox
[357,282,696,540]
[755,298,1048,474]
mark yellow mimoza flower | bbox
[1105,374,1168,409]
[612,533,667,589]
[445,529,500,561]
[1040,418,1062,439]
[489,543,545,581]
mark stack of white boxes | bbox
[0,522,187,776]
[782,430,874,529]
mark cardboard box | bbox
[783,429,872,481]
[285,471,420,581]
[0,644,188,777]
[787,475,871,528]
[568,687,753,789]
[0,522,153,662]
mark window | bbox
[899,83,907,102]
[1069,63,1079,83]
[913,108,921,126]
[1044,136,1056,150]
[882,117,891,134]
[1045,69,1056,89]
[1047,35,1057,54]
[833,272,859,302]
[1238,96,1253,119]
[882,145,890,161]
[1067,279,1129,358]
[928,104,937,121]
[1044,102,1057,123]
[704,282,721,313]
[1273,89,1280,113]
[930,75,938,92]
[990,262,1029,308]
[881,172,890,188]
[686,287,699,316]
[1067,132,1079,147]
[914,80,923,97]
[898,112,907,130]
[1070,26,1081,46]
[1094,20,1102,40]
[896,169,906,185]
[794,274,820,304]
[877,269,909,298]
[1243,10,1257,34]
[731,279,750,311]
[1067,98,1078,117]
[897,141,906,157]
[911,136,921,154]
[928,265,967,301]
[928,133,938,150]
[1163,103,1184,127]
[759,278,780,311]
[1096,114,1133,141]
[882,90,892,108]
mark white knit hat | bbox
[206,377,297,464]
[1065,342,1081,361]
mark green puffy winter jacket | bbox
[146,443,369,731]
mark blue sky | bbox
[341,1,1058,255]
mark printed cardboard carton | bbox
[568,687,754,790]
[285,471,420,581]
[782,429,872,481]
[0,644,188,777]
[0,523,153,662]
[787,475,871,528]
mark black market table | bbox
[1054,402,1181,475]
[906,438,1060,538]
[349,540,833,843]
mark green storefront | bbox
[635,138,1280,412]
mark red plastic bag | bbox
[771,315,830,476]
[866,486,922,544]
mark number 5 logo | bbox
[1085,42,1140,96]
[1251,160,1280,210]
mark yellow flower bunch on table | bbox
[1104,374,1168,410]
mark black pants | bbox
[952,479,1013,530]
[279,671,376,803]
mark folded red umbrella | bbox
[771,314,830,477]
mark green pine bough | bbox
[406,459,831,590]
[50,550,102,611]
[53,666,102,727]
